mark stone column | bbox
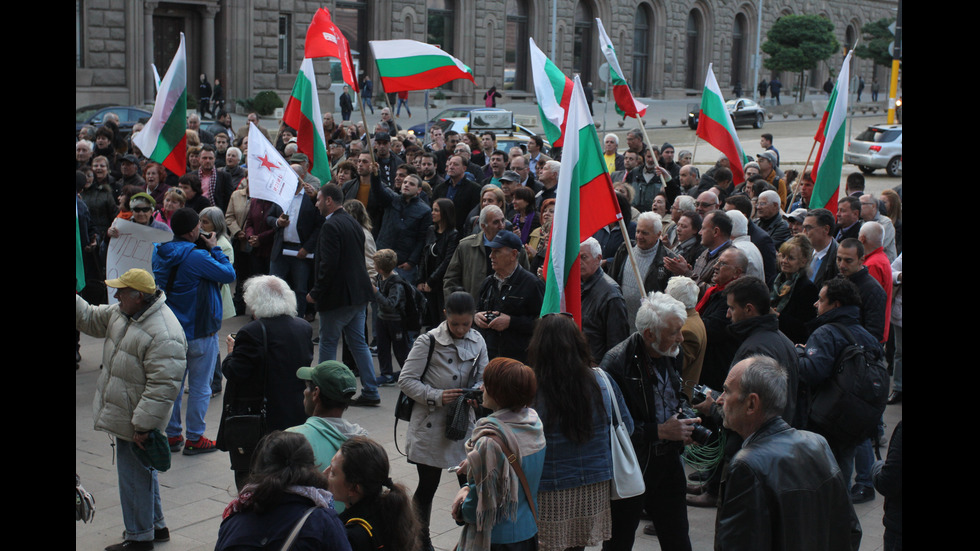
[143,1,157,101]
[201,3,219,84]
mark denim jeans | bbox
[270,253,312,315]
[892,324,903,392]
[116,438,165,541]
[167,334,218,441]
[319,303,379,399]
[853,438,875,488]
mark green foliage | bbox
[235,91,284,116]
[762,15,840,73]
[854,18,896,66]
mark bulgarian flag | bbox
[530,37,573,147]
[304,8,358,92]
[369,40,474,93]
[133,33,187,176]
[810,51,853,214]
[596,19,647,118]
[540,75,622,325]
[696,64,750,185]
[284,58,331,185]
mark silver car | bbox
[846,124,902,177]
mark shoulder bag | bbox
[594,368,645,500]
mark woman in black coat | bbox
[770,235,818,345]
[417,198,459,328]
[217,275,314,490]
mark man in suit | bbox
[270,178,324,319]
[835,196,863,242]
[307,183,379,406]
[526,135,552,177]
[805,208,839,289]
[433,154,482,235]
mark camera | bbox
[483,311,499,323]
[462,386,484,404]
[691,384,715,405]
[678,408,713,445]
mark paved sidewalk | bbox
[77,309,897,550]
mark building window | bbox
[685,10,702,89]
[573,2,593,84]
[336,1,368,71]
[278,14,292,74]
[633,6,651,97]
[732,14,746,92]
[427,0,455,89]
[505,0,528,91]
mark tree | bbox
[762,15,840,101]
[854,18,895,67]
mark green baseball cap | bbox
[296,361,357,402]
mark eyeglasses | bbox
[695,201,715,208]
[132,206,152,213]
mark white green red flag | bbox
[696,64,750,185]
[540,75,622,325]
[530,37,573,147]
[133,33,187,176]
[246,122,300,214]
[284,58,332,185]
[369,40,474,93]
[304,8,359,93]
[810,51,852,214]
[596,19,647,119]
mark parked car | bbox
[407,106,505,137]
[845,124,902,177]
[76,104,152,141]
[687,98,766,130]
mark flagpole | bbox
[357,85,378,166]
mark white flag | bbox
[246,122,300,213]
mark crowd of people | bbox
[77,106,902,551]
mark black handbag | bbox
[221,321,269,471]
[394,335,436,456]
[395,335,436,422]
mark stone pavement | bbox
[77,308,900,550]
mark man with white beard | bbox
[600,292,698,551]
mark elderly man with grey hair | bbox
[715,355,862,551]
[727,210,766,282]
[601,291,697,551]
[610,211,680,330]
[580,237,630,363]
[859,193,897,261]
[753,189,791,249]
[534,159,561,209]
[603,132,625,174]
[443,204,529,299]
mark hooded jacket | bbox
[152,238,236,339]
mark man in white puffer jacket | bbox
[76,268,187,551]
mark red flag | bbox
[304,8,359,92]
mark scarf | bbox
[696,282,727,314]
[458,408,545,551]
[222,484,334,520]
[770,271,802,313]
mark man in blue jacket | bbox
[153,207,236,455]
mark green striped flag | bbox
[369,40,474,93]
[540,75,622,325]
[133,33,187,176]
[810,51,852,214]
[284,58,331,185]
[596,19,647,118]
[530,37,573,147]
[696,64,750,184]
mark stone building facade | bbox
[76,0,898,109]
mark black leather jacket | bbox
[715,417,862,551]
[600,333,690,468]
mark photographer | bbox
[474,231,544,364]
[599,292,699,551]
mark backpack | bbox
[395,278,427,332]
[807,323,888,448]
